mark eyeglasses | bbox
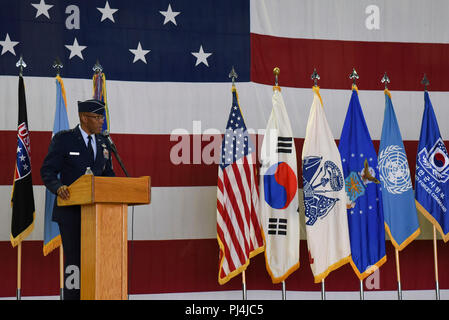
[84,114,105,121]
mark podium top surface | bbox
[57,175,151,207]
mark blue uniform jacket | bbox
[40,125,115,222]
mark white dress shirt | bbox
[79,126,97,160]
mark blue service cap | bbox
[78,99,105,114]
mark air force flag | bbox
[302,86,351,283]
[259,87,300,283]
[338,86,386,280]
[415,91,449,242]
[379,90,420,250]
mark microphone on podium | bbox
[102,130,130,177]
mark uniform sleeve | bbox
[40,133,65,194]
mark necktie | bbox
[87,135,94,163]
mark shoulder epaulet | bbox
[53,128,75,139]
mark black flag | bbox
[11,75,35,247]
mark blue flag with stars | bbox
[338,86,386,280]
[379,90,420,250]
[415,91,449,242]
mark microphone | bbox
[102,130,130,177]
[102,130,118,153]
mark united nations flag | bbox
[415,91,449,242]
[379,89,420,250]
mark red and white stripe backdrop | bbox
[2,0,449,298]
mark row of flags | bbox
[10,72,109,257]
[9,71,449,286]
[217,82,449,285]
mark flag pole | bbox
[359,280,364,300]
[382,73,403,300]
[395,248,402,300]
[17,242,22,300]
[228,66,248,301]
[420,74,440,300]
[52,57,65,301]
[351,67,363,301]
[242,271,247,300]
[321,280,326,300]
[60,246,64,299]
[311,68,325,302]
[273,66,287,301]
[433,226,440,300]
[15,55,27,301]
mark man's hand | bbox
[57,185,70,200]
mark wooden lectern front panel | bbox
[64,175,150,300]
[81,203,128,300]
[96,203,128,299]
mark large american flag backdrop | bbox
[1,0,449,298]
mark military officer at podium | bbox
[41,99,115,300]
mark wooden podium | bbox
[58,175,151,300]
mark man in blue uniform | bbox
[41,99,115,300]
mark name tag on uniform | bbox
[69,152,80,156]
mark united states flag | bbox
[2,0,449,298]
[216,87,264,285]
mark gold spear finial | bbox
[273,67,280,86]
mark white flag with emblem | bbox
[302,86,351,283]
[259,87,300,283]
